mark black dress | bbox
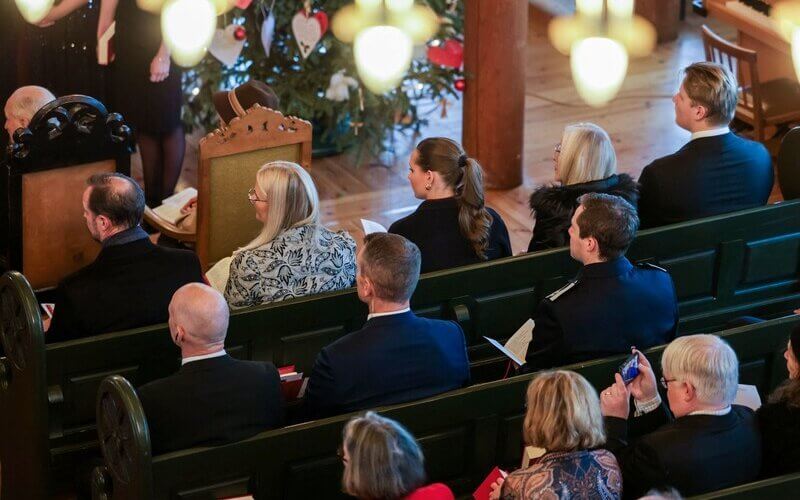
[112,0,182,134]
[388,197,512,273]
[757,397,800,477]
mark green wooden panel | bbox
[658,249,717,302]
[741,233,800,286]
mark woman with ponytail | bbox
[389,137,511,273]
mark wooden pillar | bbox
[463,0,527,189]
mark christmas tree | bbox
[182,0,464,159]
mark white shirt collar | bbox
[688,405,731,416]
[367,307,411,321]
[182,349,227,366]
[690,126,730,141]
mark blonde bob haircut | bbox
[557,123,617,186]
[523,370,606,452]
[661,334,739,407]
[341,412,426,500]
[237,160,320,253]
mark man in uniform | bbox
[525,193,678,369]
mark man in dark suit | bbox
[525,193,678,369]
[638,61,773,228]
[137,283,284,454]
[304,233,470,419]
[45,173,204,342]
[600,335,761,498]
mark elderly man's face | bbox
[3,104,27,142]
[82,187,103,242]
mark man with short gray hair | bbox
[46,173,204,342]
[600,335,761,497]
[4,85,55,142]
[638,61,773,228]
[525,193,678,370]
[304,233,470,418]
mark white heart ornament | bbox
[208,25,245,67]
[292,11,322,59]
[261,12,276,57]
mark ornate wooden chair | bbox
[143,105,312,270]
[1,95,134,290]
[702,24,800,143]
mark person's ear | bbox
[18,117,30,130]
[683,381,696,403]
[585,236,598,255]
[361,275,375,299]
[96,215,112,232]
[693,104,708,122]
[172,325,186,345]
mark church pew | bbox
[89,315,799,499]
[691,471,800,499]
[2,201,800,497]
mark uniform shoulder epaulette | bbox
[637,262,668,273]
[545,280,578,301]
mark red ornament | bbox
[454,79,466,92]
[234,26,247,41]
[426,39,464,69]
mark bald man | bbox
[46,173,204,342]
[137,283,284,454]
[4,86,55,141]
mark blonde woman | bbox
[491,371,622,499]
[223,161,356,308]
[389,137,511,273]
[527,123,638,252]
[341,412,455,500]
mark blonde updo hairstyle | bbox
[415,137,492,259]
[237,160,320,252]
[557,123,617,186]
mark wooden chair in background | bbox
[144,105,312,270]
[1,95,134,290]
[702,24,800,143]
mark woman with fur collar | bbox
[527,123,639,252]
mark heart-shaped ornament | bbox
[261,11,276,57]
[292,10,327,59]
[209,24,246,67]
[426,39,464,69]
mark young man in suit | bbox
[601,335,761,498]
[304,233,471,419]
[137,283,284,454]
[638,61,773,228]
[525,193,678,370]
[45,173,204,342]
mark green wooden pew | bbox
[2,201,800,497]
[691,472,800,499]
[90,315,800,499]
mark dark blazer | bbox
[757,396,800,477]
[137,354,284,455]
[525,257,677,370]
[304,311,470,419]
[46,237,204,343]
[605,404,761,498]
[527,173,639,252]
[389,197,512,273]
[638,132,773,228]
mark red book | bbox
[278,365,307,400]
[473,466,507,500]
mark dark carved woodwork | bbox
[1,95,134,279]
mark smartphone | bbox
[618,353,639,384]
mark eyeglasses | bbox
[554,142,562,154]
[248,187,268,204]
[660,376,677,389]
[337,445,348,464]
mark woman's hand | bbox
[489,476,505,500]
[600,373,631,419]
[181,196,198,214]
[150,54,170,82]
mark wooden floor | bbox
[133,10,782,254]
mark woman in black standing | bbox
[389,137,512,273]
[98,0,185,208]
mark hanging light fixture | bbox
[772,1,800,81]
[15,0,54,24]
[333,0,439,94]
[548,0,656,106]
[161,0,218,67]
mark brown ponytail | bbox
[415,137,493,259]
